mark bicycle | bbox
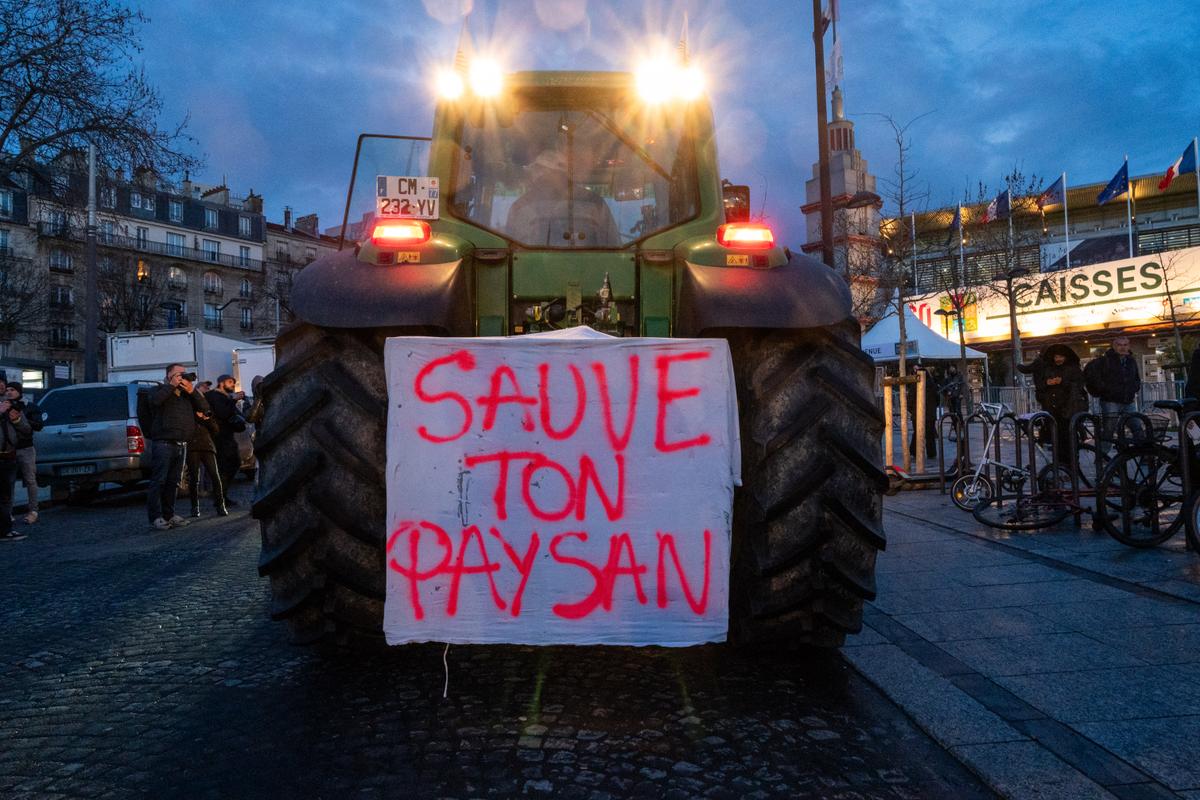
[1094,403,1192,548]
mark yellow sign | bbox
[725,254,750,266]
[396,252,421,263]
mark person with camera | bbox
[186,406,228,518]
[0,391,34,542]
[145,363,210,531]
[205,375,246,509]
[5,382,44,524]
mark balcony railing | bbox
[47,257,75,273]
[37,223,263,272]
[203,318,223,332]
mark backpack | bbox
[1083,358,1104,399]
[136,386,159,437]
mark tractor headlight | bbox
[635,59,706,103]
[468,58,503,98]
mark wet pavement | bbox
[847,491,1200,799]
[0,483,992,799]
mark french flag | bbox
[1159,140,1197,191]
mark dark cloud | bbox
[138,0,1200,247]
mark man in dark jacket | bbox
[1083,337,1142,449]
[1018,344,1087,458]
[4,382,43,524]
[187,408,227,518]
[0,395,33,542]
[205,375,244,508]
[146,363,210,530]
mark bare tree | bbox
[1150,248,1200,372]
[0,254,50,348]
[97,257,169,333]
[0,0,198,186]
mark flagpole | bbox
[1125,155,1134,258]
[910,211,917,284]
[1194,137,1200,221]
[1063,172,1071,270]
[958,206,965,280]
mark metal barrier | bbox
[936,412,966,494]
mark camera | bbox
[181,372,198,382]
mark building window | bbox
[47,209,67,236]
[304,247,316,263]
[203,271,222,295]
[131,191,143,209]
[204,208,218,230]
[202,238,220,262]
[143,193,156,212]
[49,249,73,272]
[131,191,156,212]
[0,228,8,254]
[275,246,288,261]
[204,303,222,331]
[239,216,252,237]
[240,307,252,330]
[238,245,251,267]
[101,186,116,208]
[168,266,187,289]
[99,255,115,273]
[99,219,115,243]
[136,226,149,249]
[50,324,76,347]
[167,231,186,256]
[239,277,253,298]
[0,189,11,218]
[170,199,183,222]
[136,259,150,282]
[49,285,74,308]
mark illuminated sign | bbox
[913,246,1200,344]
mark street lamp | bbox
[995,266,1030,383]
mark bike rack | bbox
[936,411,967,494]
[1021,411,1062,503]
[992,408,1023,508]
[1068,411,1102,527]
[1174,408,1200,553]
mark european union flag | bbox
[1097,162,1128,206]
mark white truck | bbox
[232,344,276,394]
[106,329,254,384]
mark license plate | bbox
[59,464,96,476]
[376,175,439,219]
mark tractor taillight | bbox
[717,223,775,249]
[372,220,431,247]
[127,425,145,455]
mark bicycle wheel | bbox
[1095,447,1185,548]
[951,473,994,511]
[973,495,1072,530]
[1184,492,1200,553]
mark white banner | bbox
[383,328,739,646]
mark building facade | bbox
[0,158,336,385]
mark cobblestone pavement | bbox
[0,483,992,799]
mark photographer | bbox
[0,393,33,542]
[146,363,210,531]
[5,382,44,524]
[205,375,246,509]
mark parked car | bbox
[34,383,148,504]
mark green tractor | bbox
[252,67,885,648]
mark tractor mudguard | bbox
[289,247,473,334]
[674,252,853,336]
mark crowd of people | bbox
[142,364,264,531]
[0,364,265,541]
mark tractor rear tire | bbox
[722,323,887,647]
[252,323,392,647]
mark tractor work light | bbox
[635,58,706,103]
[372,220,431,246]
[468,58,503,97]
[717,222,775,249]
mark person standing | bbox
[1083,336,1142,449]
[146,364,210,530]
[939,364,966,418]
[5,383,43,524]
[206,375,245,509]
[0,395,32,542]
[187,407,227,518]
[1018,345,1087,458]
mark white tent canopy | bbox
[862,305,988,363]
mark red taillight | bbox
[372,220,431,246]
[717,222,775,249]
[127,425,145,455]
